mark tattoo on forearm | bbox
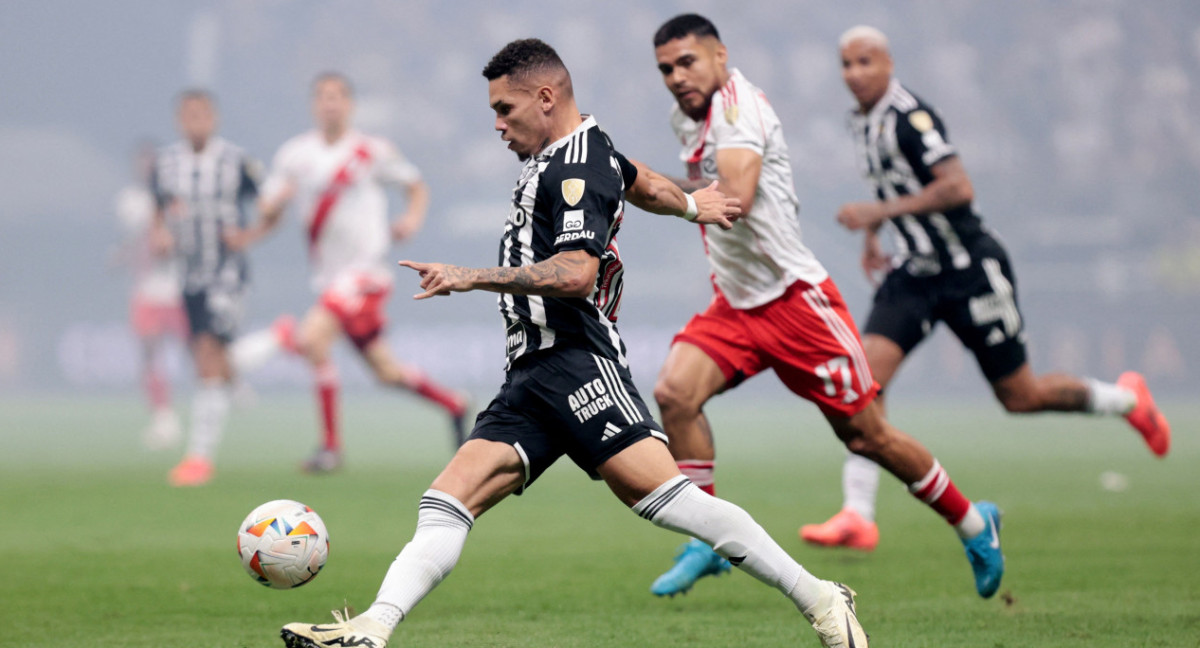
[473,254,591,296]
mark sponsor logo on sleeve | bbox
[563,209,583,231]
[724,104,739,125]
[555,209,595,244]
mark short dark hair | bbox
[653,14,721,47]
[313,71,354,97]
[481,38,568,85]
[176,88,215,108]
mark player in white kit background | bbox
[114,141,187,450]
[244,72,469,472]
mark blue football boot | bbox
[650,538,732,597]
[961,501,1005,598]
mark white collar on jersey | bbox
[538,114,598,159]
[176,136,226,159]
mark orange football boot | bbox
[800,508,880,551]
[1117,371,1170,457]
[168,455,214,487]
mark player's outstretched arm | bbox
[837,157,974,230]
[624,159,740,229]
[226,181,295,251]
[399,250,599,300]
[391,179,431,242]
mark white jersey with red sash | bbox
[263,129,421,293]
[670,68,828,309]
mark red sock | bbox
[677,460,716,496]
[145,368,170,410]
[909,460,970,525]
[315,363,340,451]
[413,373,465,416]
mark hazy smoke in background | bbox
[1,0,1196,400]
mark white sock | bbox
[843,453,880,522]
[633,475,826,618]
[371,490,474,629]
[955,504,986,540]
[1086,379,1136,416]
[362,602,402,630]
[185,380,230,460]
[229,327,281,374]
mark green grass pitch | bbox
[1,394,1197,647]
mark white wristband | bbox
[682,192,698,222]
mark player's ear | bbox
[714,42,728,67]
[538,85,555,113]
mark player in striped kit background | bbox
[800,25,1171,552]
[150,90,286,486]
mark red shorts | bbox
[674,278,880,418]
[130,297,187,339]
[319,274,391,351]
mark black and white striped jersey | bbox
[150,137,261,292]
[498,115,637,369]
[849,79,986,276]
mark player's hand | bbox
[690,181,741,230]
[390,216,418,242]
[398,260,473,299]
[258,180,297,216]
[222,226,255,252]
[861,230,889,287]
[837,201,889,230]
[149,222,174,257]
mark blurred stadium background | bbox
[1,0,1197,403]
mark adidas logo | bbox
[601,422,621,441]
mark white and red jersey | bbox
[262,129,421,292]
[671,68,828,309]
[115,185,181,305]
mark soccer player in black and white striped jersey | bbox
[149,91,289,487]
[279,38,866,648]
[801,26,1171,552]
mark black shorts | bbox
[469,346,667,494]
[864,236,1027,382]
[183,286,244,343]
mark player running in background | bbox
[151,90,285,486]
[278,39,867,648]
[114,141,187,450]
[245,72,468,473]
[799,26,1171,551]
[645,14,1004,600]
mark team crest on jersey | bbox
[561,178,585,207]
[908,110,934,133]
[724,104,739,125]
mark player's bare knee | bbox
[836,417,890,459]
[997,389,1038,413]
[653,379,697,421]
[845,433,888,460]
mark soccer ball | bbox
[237,499,330,589]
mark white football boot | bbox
[281,609,389,648]
[804,581,869,648]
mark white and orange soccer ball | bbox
[236,499,329,589]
